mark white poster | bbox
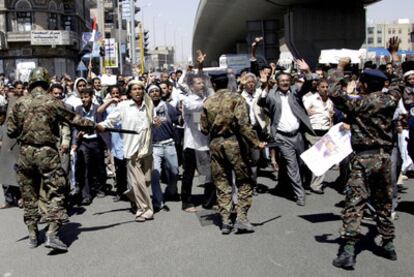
[104,39,119,68]
[16,59,37,82]
[300,123,353,177]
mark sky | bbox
[138,0,414,63]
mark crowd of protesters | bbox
[0,36,413,268]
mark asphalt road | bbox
[1,168,413,277]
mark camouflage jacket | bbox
[7,87,95,147]
[200,89,260,148]
[328,70,400,151]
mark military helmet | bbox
[28,67,50,90]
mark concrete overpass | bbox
[192,0,381,67]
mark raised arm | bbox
[250,37,263,76]
[195,50,206,73]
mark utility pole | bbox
[139,23,145,73]
[97,0,105,75]
[117,1,123,75]
[130,0,136,65]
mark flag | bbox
[79,17,101,58]
[89,17,97,42]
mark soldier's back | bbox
[351,91,399,149]
[14,88,63,146]
[204,89,242,137]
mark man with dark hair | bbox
[91,77,104,104]
[258,60,315,206]
[148,85,180,212]
[201,73,266,234]
[73,88,107,205]
[330,50,400,269]
[14,81,25,97]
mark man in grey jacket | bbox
[258,59,315,206]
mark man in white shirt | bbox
[181,76,214,211]
[240,73,267,187]
[97,80,156,222]
[302,78,335,194]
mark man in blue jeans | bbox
[148,85,180,212]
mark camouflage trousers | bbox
[16,145,67,233]
[341,152,395,242]
[210,137,253,225]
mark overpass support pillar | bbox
[284,3,366,68]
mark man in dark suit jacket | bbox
[258,59,314,206]
[73,88,107,205]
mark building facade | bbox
[0,0,91,80]
[364,19,414,50]
[89,0,128,74]
[148,46,175,71]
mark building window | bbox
[367,27,374,34]
[49,13,58,30]
[62,16,72,31]
[367,37,374,44]
[377,29,382,34]
[16,12,32,32]
[399,29,402,34]
[377,37,382,44]
[388,29,391,34]
[392,29,396,34]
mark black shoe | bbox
[234,220,255,234]
[96,191,106,198]
[221,224,233,235]
[397,184,408,193]
[296,198,305,206]
[154,205,170,213]
[81,198,92,206]
[332,250,355,270]
[45,235,68,252]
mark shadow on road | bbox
[252,215,282,226]
[396,201,414,216]
[93,208,131,216]
[60,220,136,248]
[298,213,341,223]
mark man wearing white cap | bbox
[97,80,156,222]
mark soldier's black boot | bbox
[45,222,68,252]
[27,225,39,249]
[221,223,233,235]
[332,244,355,270]
[378,240,397,261]
[234,220,255,234]
[45,235,68,252]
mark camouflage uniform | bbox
[201,89,261,224]
[7,70,94,239]
[329,71,400,243]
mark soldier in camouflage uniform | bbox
[328,57,401,269]
[7,67,95,251]
[200,73,266,235]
